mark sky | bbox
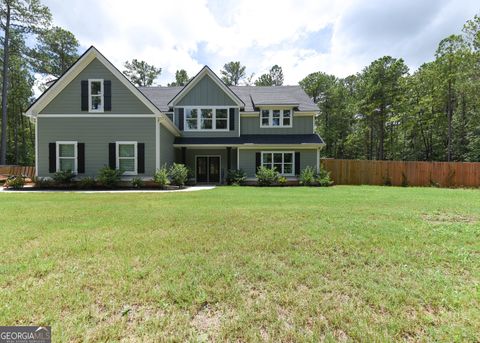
[43,0,479,86]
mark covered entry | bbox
[196,156,220,183]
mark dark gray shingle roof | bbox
[174,134,324,145]
[139,85,318,112]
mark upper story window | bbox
[184,107,230,131]
[89,79,104,112]
[260,109,292,128]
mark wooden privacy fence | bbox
[321,159,480,188]
[0,165,36,179]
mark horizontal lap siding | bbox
[240,115,314,134]
[40,58,153,114]
[38,117,156,177]
[239,149,318,178]
[160,125,176,167]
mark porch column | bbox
[227,147,231,171]
[181,147,186,164]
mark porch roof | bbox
[173,134,324,146]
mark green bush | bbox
[316,167,334,187]
[4,176,25,190]
[77,177,96,189]
[97,166,123,188]
[256,166,279,186]
[53,170,76,185]
[299,166,316,186]
[226,169,247,185]
[153,165,170,189]
[169,163,189,188]
[278,176,288,186]
[33,177,54,189]
[131,177,144,189]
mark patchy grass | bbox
[0,186,479,342]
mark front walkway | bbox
[0,186,216,193]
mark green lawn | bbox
[0,186,479,342]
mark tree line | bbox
[1,1,479,165]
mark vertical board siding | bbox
[176,76,236,106]
[322,159,480,187]
[40,58,153,114]
[37,117,156,177]
[240,115,314,134]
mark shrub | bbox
[77,177,96,189]
[299,166,316,186]
[316,167,334,187]
[33,177,54,189]
[97,166,123,188]
[153,165,170,189]
[256,166,279,186]
[169,163,189,188]
[278,176,288,186]
[53,170,76,185]
[131,177,144,189]
[4,176,25,190]
[226,169,247,185]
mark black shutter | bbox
[137,143,145,173]
[255,152,261,172]
[104,80,112,111]
[295,152,301,175]
[81,80,88,111]
[109,143,116,169]
[78,143,85,173]
[178,108,184,130]
[49,143,56,173]
[229,108,235,131]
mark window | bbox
[260,109,293,127]
[116,142,137,175]
[183,107,230,130]
[261,152,294,175]
[56,141,77,173]
[89,79,104,112]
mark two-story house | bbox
[25,46,324,184]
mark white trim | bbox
[56,141,78,174]
[116,141,138,176]
[88,79,104,113]
[259,109,293,128]
[34,118,38,177]
[37,114,159,118]
[183,106,231,131]
[237,147,240,170]
[194,155,221,184]
[317,148,320,172]
[155,118,160,170]
[168,67,244,107]
[260,151,295,176]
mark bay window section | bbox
[261,152,294,175]
[183,107,230,131]
[260,109,293,128]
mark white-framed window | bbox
[116,141,137,175]
[261,151,294,175]
[56,141,78,173]
[88,79,104,112]
[184,107,230,131]
[260,109,292,128]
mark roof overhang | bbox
[167,66,245,108]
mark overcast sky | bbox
[43,0,479,86]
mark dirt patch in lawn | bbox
[421,212,477,225]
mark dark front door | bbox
[196,156,220,183]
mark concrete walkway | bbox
[0,185,216,193]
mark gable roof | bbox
[24,46,180,135]
[167,66,244,107]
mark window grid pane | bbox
[119,158,135,172]
[59,158,75,172]
[119,144,135,157]
[59,144,75,158]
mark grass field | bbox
[0,186,479,342]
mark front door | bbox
[196,156,220,183]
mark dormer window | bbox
[260,109,292,128]
[88,79,104,112]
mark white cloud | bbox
[43,0,478,85]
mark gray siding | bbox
[160,124,176,167]
[241,115,314,134]
[177,75,236,106]
[174,108,240,137]
[37,117,156,177]
[238,149,318,178]
[40,58,153,114]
